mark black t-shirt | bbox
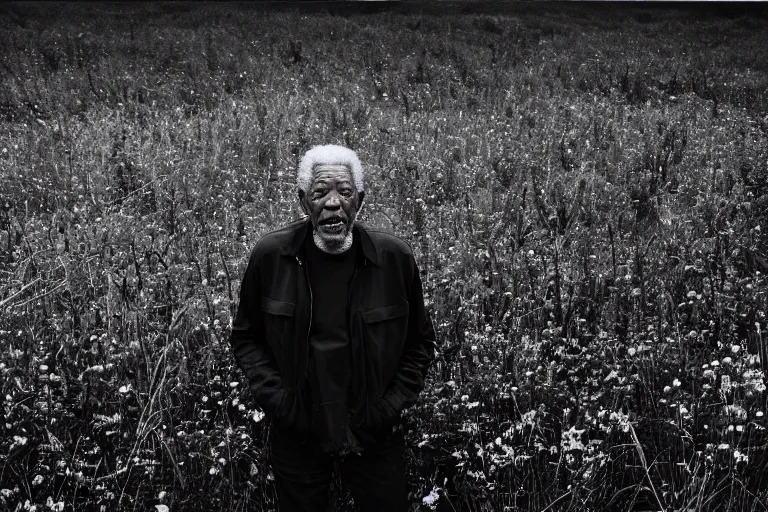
[305,234,358,453]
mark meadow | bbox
[1,2,767,510]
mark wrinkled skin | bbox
[299,164,364,252]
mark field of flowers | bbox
[1,2,767,511]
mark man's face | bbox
[300,165,362,250]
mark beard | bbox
[312,220,354,254]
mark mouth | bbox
[318,216,347,233]
[318,216,346,228]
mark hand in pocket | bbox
[274,389,310,437]
[371,394,400,437]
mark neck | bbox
[313,229,354,254]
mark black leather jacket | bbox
[229,219,436,445]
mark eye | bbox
[340,189,353,198]
[311,189,327,199]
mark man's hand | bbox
[273,388,310,438]
[341,423,364,456]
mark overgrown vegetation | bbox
[1,3,767,511]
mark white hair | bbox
[297,145,364,193]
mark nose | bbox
[324,192,341,209]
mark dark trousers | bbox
[268,428,408,512]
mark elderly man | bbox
[229,144,436,511]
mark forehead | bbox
[311,164,353,185]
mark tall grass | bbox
[1,3,767,511]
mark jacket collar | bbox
[282,218,381,267]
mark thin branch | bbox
[0,277,42,308]
[6,279,66,310]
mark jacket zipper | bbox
[297,256,313,374]
[297,255,312,442]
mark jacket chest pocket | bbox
[360,300,409,390]
[261,297,295,366]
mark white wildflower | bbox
[561,426,586,451]
[45,497,64,511]
[422,487,440,506]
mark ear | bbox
[298,189,310,217]
[356,191,365,212]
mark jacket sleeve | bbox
[229,247,285,416]
[382,253,436,414]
